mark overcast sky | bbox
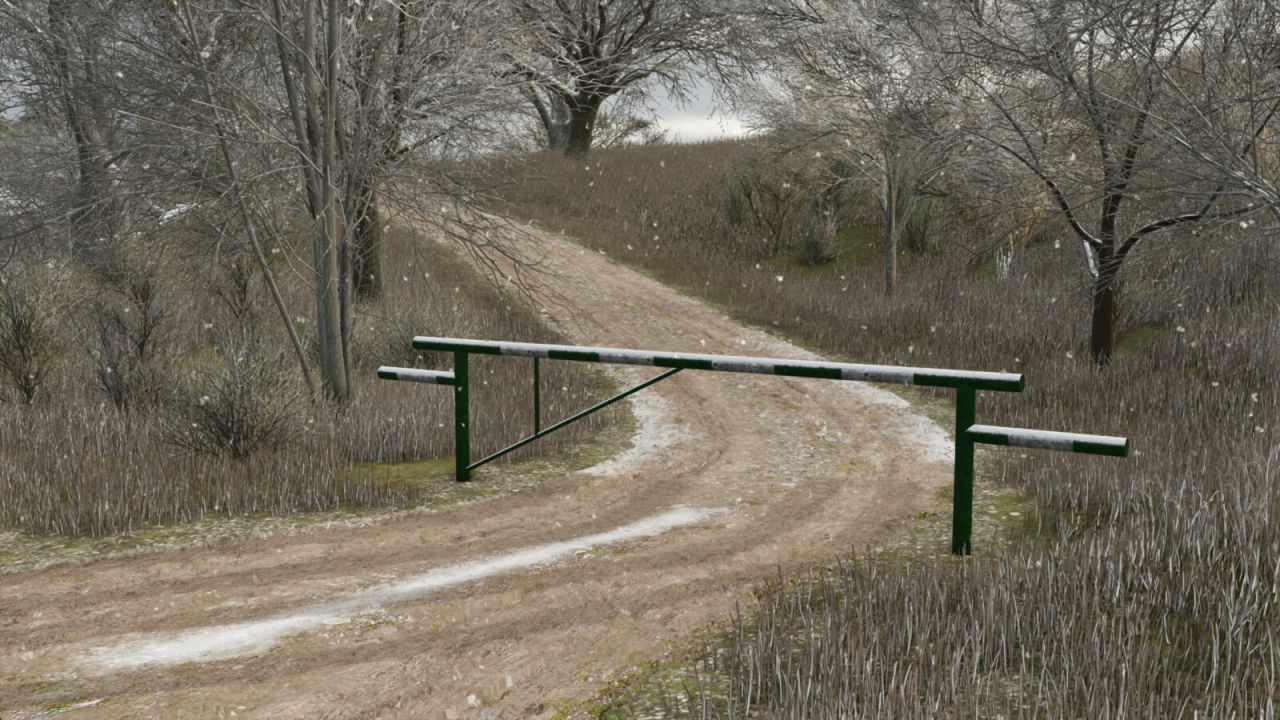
[648,78,753,143]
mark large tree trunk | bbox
[564,97,601,157]
[48,0,116,261]
[527,89,570,150]
[69,147,114,259]
[1090,196,1123,367]
[1089,255,1118,367]
[351,180,382,300]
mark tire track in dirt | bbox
[0,223,952,719]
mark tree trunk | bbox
[70,149,113,259]
[1090,191,1123,367]
[48,0,115,261]
[564,98,600,157]
[528,89,570,150]
[314,207,349,403]
[315,0,350,404]
[351,180,382,300]
[1089,259,1118,367]
[880,167,898,297]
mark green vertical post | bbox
[952,384,976,555]
[454,351,470,482]
[533,357,541,435]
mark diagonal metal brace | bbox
[467,367,683,473]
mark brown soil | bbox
[0,223,951,719]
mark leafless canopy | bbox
[505,0,751,155]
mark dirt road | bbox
[0,224,951,719]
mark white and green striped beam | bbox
[376,366,456,386]
[411,337,1025,392]
[964,424,1128,457]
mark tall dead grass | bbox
[489,141,1280,716]
[0,223,620,536]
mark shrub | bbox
[84,269,170,410]
[162,339,303,459]
[209,252,259,328]
[799,193,839,266]
[0,270,60,404]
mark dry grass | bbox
[0,222,622,537]
[488,141,1280,716]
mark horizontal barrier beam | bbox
[964,424,1128,457]
[377,366,456,386]
[412,337,1025,392]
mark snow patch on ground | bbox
[583,370,685,477]
[81,506,722,671]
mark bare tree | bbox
[0,263,62,404]
[258,0,354,403]
[954,0,1261,365]
[255,0,514,401]
[158,1,318,398]
[1149,1,1280,221]
[339,0,507,298]
[519,85,661,151]
[0,0,130,259]
[506,0,746,156]
[751,0,965,296]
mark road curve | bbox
[0,223,951,719]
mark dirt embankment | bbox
[0,223,951,719]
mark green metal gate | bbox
[379,336,1127,555]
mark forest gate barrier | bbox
[378,337,1128,555]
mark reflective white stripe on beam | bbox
[377,366,456,385]
[839,365,915,384]
[495,345,552,360]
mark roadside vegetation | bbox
[0,223,622,539]
[487,140,1279,716]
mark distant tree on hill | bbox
[520,86,662,152]
[505,0,749,156]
